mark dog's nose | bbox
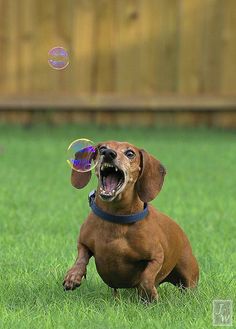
[101,149,117,161]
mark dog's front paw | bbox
[63,267,84,291]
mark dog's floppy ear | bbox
[136,149,166,203]
[71,169,91,189]
[70,149,93,189]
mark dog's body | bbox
[63,141,199,302]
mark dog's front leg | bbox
[137,259,162,303]
[63,243,92,291]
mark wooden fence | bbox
[0,0,236,126]
[1,0,236,96]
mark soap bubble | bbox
[48,46,69,70]
[67,139,98,172]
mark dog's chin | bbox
[99,186,126,202]
[98,163,126,202]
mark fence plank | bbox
[0,0,6,93]
[18,0,35,95]
[54,0,74,93]
[139,0,164,93]
[32,0,58,93]
[221,0,236,95]
[93,0,116,92]
[71,0,96,93]
[178,0,206,94]
[115,0,142,92]
[3,0,19,95]
[153,0,179,93]
[203,0,224,93]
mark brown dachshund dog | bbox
[63,141,199,302]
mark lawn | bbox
[0,124,235,329]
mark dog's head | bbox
[71,141,166,203]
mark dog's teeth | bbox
[103,163,114,168]
[112,190,115,193]
[115,167,118,172]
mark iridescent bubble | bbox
[48,46,69,70]
[67,139,98,172]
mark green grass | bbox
[0,124,235,329]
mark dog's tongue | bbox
[104,174,119,192]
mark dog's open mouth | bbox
[99,163,125,200]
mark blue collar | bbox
[88,190,148,224]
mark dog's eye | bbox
[124,149,136,159]
[99,146,107,155]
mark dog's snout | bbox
[101,149,117,161]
